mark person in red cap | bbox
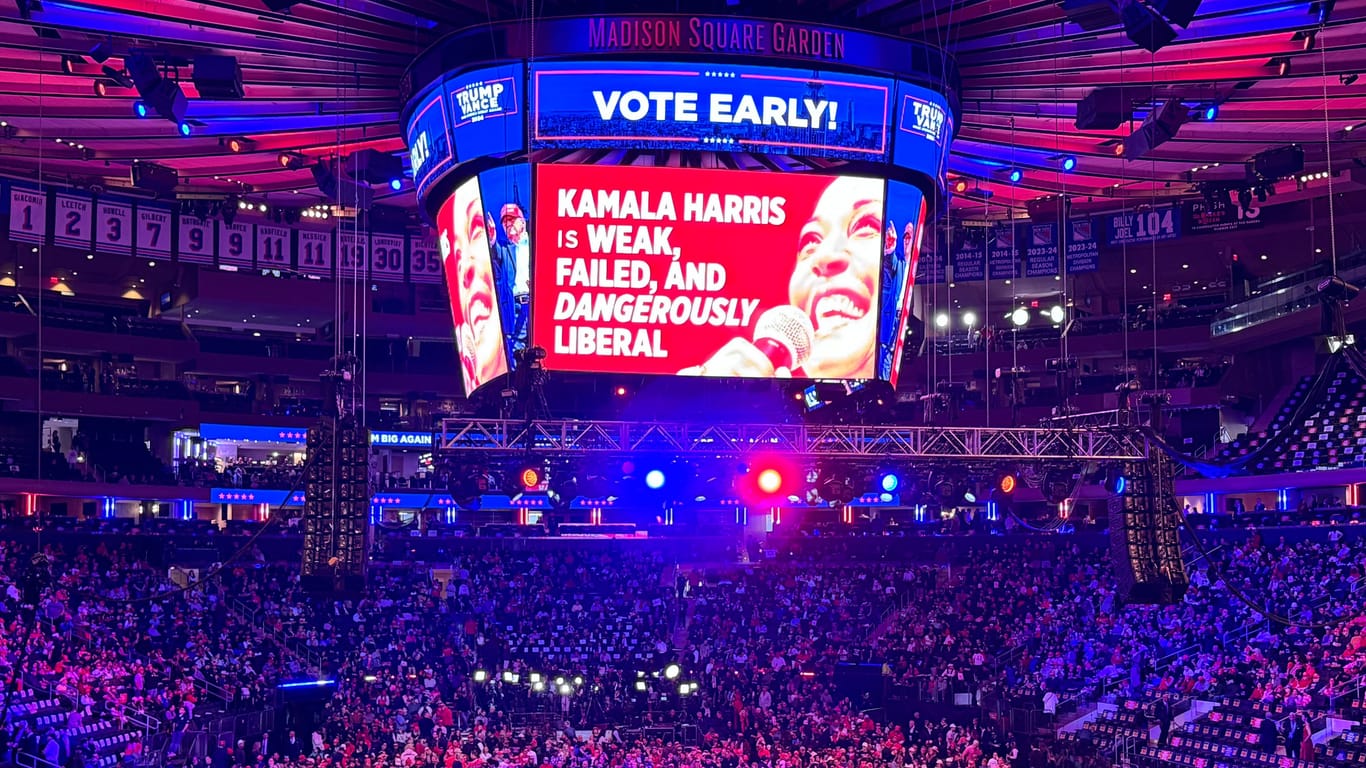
[496,202,530,355]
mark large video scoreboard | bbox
[401,14,958,394]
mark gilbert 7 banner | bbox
[533,164,886,381]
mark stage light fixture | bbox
[1010,307,1030,327]
[1048,305,1065,324]
[178,122,192,137]
[519,466,543,491]
[645,469,666,490]
[934,312,949,329]
[998,473,1017,494]
[93,80,108,97]
[226,137,254,153]
[473,670,487,682]
[953,178,968,194]
[963,310,978,326]
[664,664,681,680]
[1060,156,1077,172]
[757,469,782,495]
[963,490,978,504]
[1122,0,1177,52]
[1273,57,1291,77]
[388,178,402,191]
[880,472,900,493]
[134,101,148,118]
[1202,104,1218,121]
[279,152,306,169]
[1007,168,1023,184]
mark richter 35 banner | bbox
[533,164,885,380]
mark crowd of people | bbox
[2,523,1365,768]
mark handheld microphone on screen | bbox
[752,306,815,371]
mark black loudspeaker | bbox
[1253,145,1304,180]
[1076,87,1131,130]
[1108,456,1189,605]
[130,161,179,196]
[1122,100,1186,160]
[1027,194,1069,222]
[1152,0,1202,27]
[192,55,244,99]
[1060,0,1122,30]
[1122,1,1177,52]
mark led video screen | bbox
[478,164,533,370]
[437,176,509,394]
[533,164,886,380]
[879,180,927,388]
[531,61,893,162]
[448,63,525,162]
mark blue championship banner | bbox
[1023,223,1059,278]
[531,61,893,162]
[987,225,1019,280]
[1066,218,1100,274]
[951,231,985,282]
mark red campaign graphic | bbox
[438,178,509,394]
[533,164,884,379]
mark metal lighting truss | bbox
[439,419,1145,461]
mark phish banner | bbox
[987,225,1020,280]
[531,61,893,162]
[1065,218,1100,274]
[1022,223,1059,278]
[534,164,885,380]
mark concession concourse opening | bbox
[401,14,958,394]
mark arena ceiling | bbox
[0,0,1363,218]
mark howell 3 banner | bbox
[3,182,443,284]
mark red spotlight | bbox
[999,474,1017,494]
[519,466,542,491]
[952,178,968,194]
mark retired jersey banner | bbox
[178,216,215,264]
[409,234,443,283]
[1065,218,1099,274]
[217,221,252,267]
[9,187,47,244]
[298,230,333,277]
[136,206,174,261]
[95,200,133,255]
[53,193,93,249]
[254,224,290,270]
[370,233,407,282]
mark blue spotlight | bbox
[389,178,402,191]
[134,101,148,118]
[1061,156,1077,172]
[177,121,191,137]
[880,473,900,493]
[1203,104,1218,121]
[1007,168,1023,184]
[1114,475,1127,495]
[645,469,666,490]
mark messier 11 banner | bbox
[531,61,893,162]
[533,164,886,380]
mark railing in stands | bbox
[230,598,324,674]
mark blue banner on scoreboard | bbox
[449,63,526,162]
[1105,205,1181,247]
[892,81,953,183]
[407,87,454,200]
[530,61,893,162]
[952,232,986,282]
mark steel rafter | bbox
[438,419,1146,461]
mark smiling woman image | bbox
[684,175,883,379]
[440,177,508,393]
